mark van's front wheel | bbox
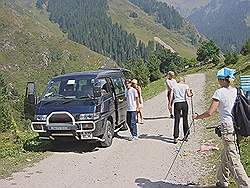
[100,120,114,147]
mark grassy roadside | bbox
[142,78,166,101]
[0,129,52,178]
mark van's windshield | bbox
[41,78,95,100]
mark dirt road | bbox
[0,73,208,188]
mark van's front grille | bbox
[49,113,73,123]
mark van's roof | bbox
[53,69,124,80]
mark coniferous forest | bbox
[47,0,149,63]
[128,0,183,30]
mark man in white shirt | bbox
[169,77,193,143]
[125,80,140,140]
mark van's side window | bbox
[112,78,125,94]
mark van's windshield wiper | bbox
[62,95,94,104]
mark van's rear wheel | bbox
[100,120,114,147]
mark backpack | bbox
[232,88,250,137]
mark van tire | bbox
[100,120,114,147]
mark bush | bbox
[125,59,149,86]
[197,40,220,65]
[156,49,184,73]
[147,55,162,82]
[0,74,13,132]
[240,39,250,55]
[129,11,138,18]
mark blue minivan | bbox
[24,69,128,147]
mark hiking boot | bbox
[134,136,139,140]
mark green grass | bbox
[108,0,197,58]
[142,78,166,100]
[0,130,50,178]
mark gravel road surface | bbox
[0,73,209,188]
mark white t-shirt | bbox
[166,79,177,91]
[212,87,237,125]
[173,83,189,103]
[126,87,138,111]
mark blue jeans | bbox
[127,111,137,137]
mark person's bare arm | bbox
[136,96,140,111]
[138,86,142,103]
[168,89,174,109]
[187,89,193,97]
[193,99,219,119]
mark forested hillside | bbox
[46,0,151,63]
[0,0,114,92]
[39,0,199,62]
[108,0,198,58]
[159,0,210,17]
[188,0,250,52]
[128,0,183,29]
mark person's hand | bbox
[190,89,193,97]
[168,104,172,111]
[192,113,198,120]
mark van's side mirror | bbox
[93,86,102,98]
[24,82,37,120]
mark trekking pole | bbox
[191,94,195,133]
[163,120,195,180]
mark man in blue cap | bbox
[193,67,250,187]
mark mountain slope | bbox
[0,0,114,93]
[159,0,210,17]
[188,0,250,52]
[108,0,197,58]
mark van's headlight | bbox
[79,113,100,120]
[35,115,47,121]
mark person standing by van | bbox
[125,80,140,140]
[131,79,144,124]
[192,67,250,188]
[169,77,193,144]
[166,71,177,118]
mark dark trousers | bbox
[127,111,137,137]
[173,102,190,139]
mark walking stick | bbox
[163,120,195,180]
[191,95,195,133]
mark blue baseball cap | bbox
[216,67,236,79]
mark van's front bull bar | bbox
[31,111,105,141]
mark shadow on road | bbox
[139,134,175,144]
[23,137,99,154]
[135,178,216,188]
[144,116,171,120]
[114,132,131,141]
